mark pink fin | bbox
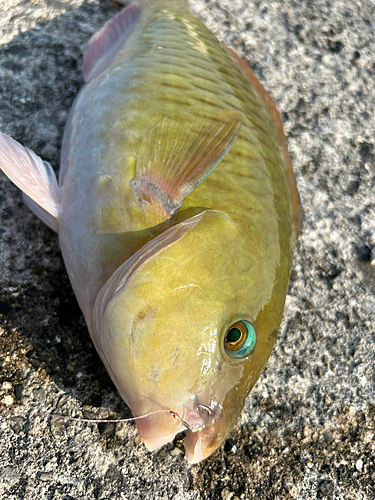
[0,132,61,221]
[83,2,141,82]
[23,194,58,232]
[131,112,242,216]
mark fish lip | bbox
[180,399,221,432]
[184,426,220,464]
[180,407,205,432]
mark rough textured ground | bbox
[0,0,374,499]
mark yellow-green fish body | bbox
[0,0,299,462]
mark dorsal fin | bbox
[131,111,242,217]
[227,47,301,235]
[83,3,141,82]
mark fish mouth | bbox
[173,402,219,433]
[183,402,227,463]
[134,401,224,463]
[179,405,221,463]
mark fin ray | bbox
[83,2,141,82]
[131,111,242,216]
[0,133,61,221]
[23,193,59,232]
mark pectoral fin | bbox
[131,111,242,217]
[0,133,61,225]
[83,2,141,82]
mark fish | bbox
[0,0,300,463]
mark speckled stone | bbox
[0,1,374,499]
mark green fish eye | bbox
[224,320,256,358]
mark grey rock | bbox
[0,0,374,499]
[0,466,21,487]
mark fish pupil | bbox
[224,320,256,359]
[227,327,242,344]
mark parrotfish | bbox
[0,0,300,463]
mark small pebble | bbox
[303,425,312,438]
[40,144,57,161]
[57,110,68,125]
[355,459,363,471]
[33,36,52,48]
[221,489,235,500]
[0,465,21,486]
[319,480,334,496]
[170,447,183,457]
[134,434,143,446]
[2,381,12,390]
[0,99,9,109]
[4,395,14,406]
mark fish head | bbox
[94,209,281,462]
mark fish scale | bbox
[67,0,295,406]
[0,0,299,463]
[91,26,276,232]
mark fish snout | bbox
[181,401,226,463]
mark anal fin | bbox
[131,111,242,217]
[0,132,61,225]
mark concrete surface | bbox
[0,0,374,498]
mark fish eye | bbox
[224,320,256,358]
